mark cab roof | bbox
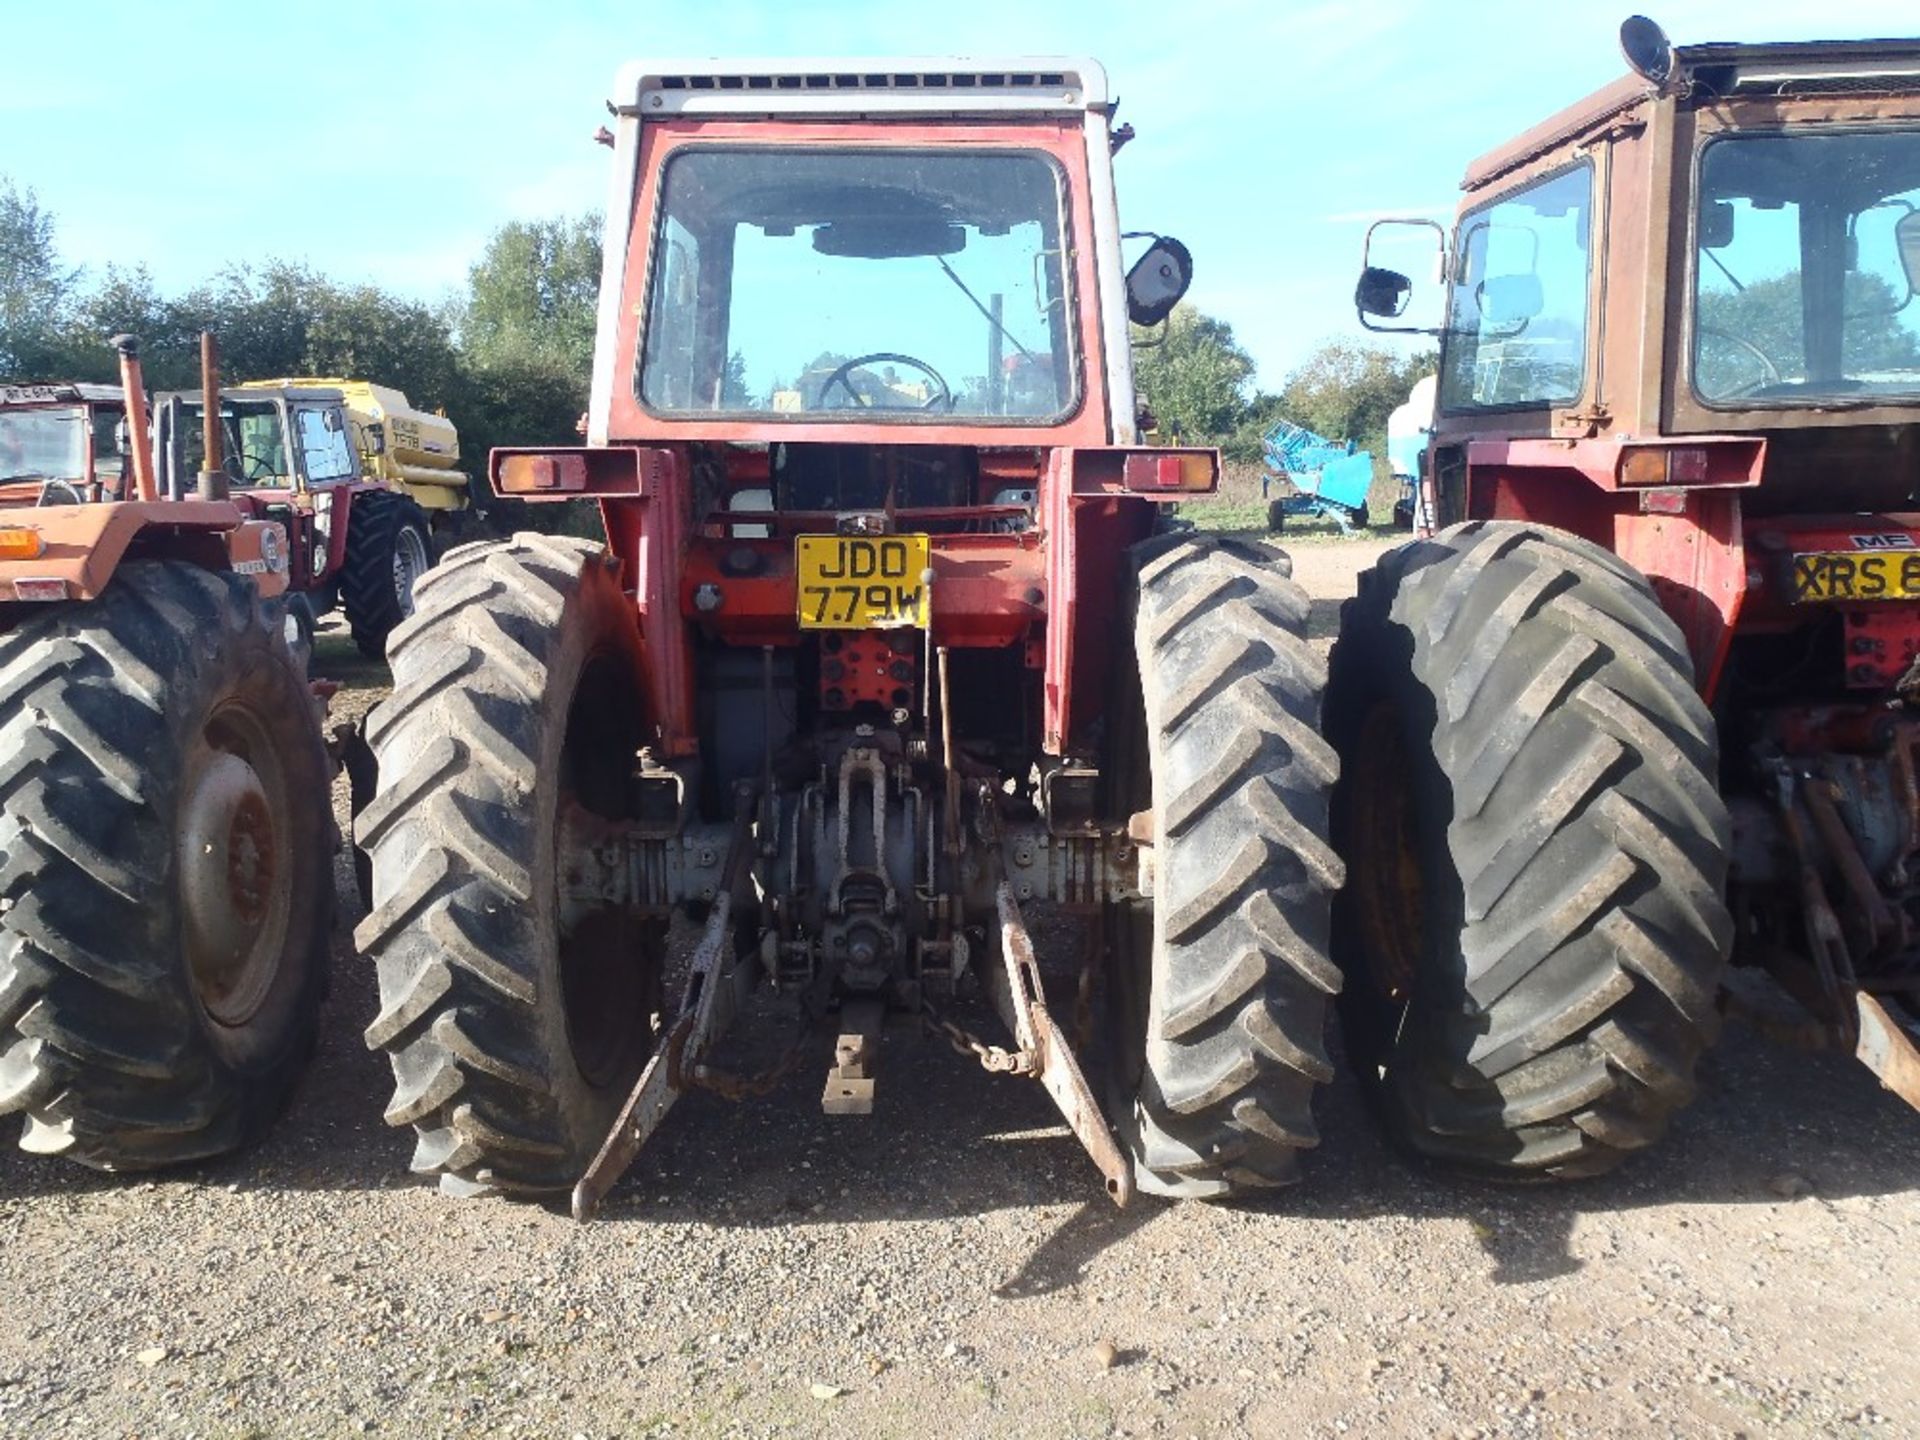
[1,382,125,407]
[610,57,1108,119]
[1462,35,1920,192]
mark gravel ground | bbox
[2,535,1918,1439]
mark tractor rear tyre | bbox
[0,563,333,1169]
[1266,498,1288,534]
[342,489,432,660]
[356,534,663,1197]
[1324,521,1732,1178]
[1106,533,1344,1197]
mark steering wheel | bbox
[1696,325,1782,399]
[223,448,280,485]
[821,352,954,413]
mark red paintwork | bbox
[1467,436,1763,493]
[820,632,918,711]
[1841,609,1920,690]
[491,440,1196,759]
[487,103,1223,761]
[679,533,1044,651]
[605,119,1114,453]
[1614,491,1747,701]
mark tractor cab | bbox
[497,60,1202,764]
[155,385,434,656]
[155,386,361,593]
[0,382,132,504]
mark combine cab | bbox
[356,59,1343,1211]
[1337,19,1920,1177]
[0,339,333,1170]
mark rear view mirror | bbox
[1477,273,1544,327]
[1700,200,1735,250]
[1356,267,1412,319]
[1125,236,1192,327]
[1357,217,1447,334]
[1898,211,1920,294]
[813,219,966,259]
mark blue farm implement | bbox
[1259,419,1374,533]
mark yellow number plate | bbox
[1792,550,1920,602]
[796,535,931,629]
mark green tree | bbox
[0,178,79,376]
[460,214,602,375]
[1131,303,1255,442]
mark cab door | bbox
[289,403,359,587]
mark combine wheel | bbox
[1107,533,1343,1197]
[0,563,332,1168]
[355,535,661,1197]
[342,489,433,660]
[1324,521,1732,1177]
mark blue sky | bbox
[5,0,1914,389]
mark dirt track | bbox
[2,535,1917,1439]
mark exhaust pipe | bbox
[197,331,229,502]
[109,335,158,503]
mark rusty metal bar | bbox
[1857,992,1920,1113]
[109,336,157,503]
[988,879,1134,1207]
[571,791,758,1221]
[197,332,229,501]
[938,645,961,861]
[1801,774,1897,955]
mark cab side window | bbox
[296,407,356,483]
[1440,165,1594,412]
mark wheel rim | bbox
[178,700,296,1029]
[283,607,304,649]
[392,524,429,618]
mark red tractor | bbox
[0,382,135,505]
[154,383,437,660]
[1338,18,1920,1179]
[0,338,333,1171]
[356,59,1343,1212]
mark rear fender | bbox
[493,445,694,757]
[0,501,290,607]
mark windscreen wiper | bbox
[1702,246,1746,292]
[935,256,1036,360]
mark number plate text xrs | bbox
[1792,550,1920,603]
